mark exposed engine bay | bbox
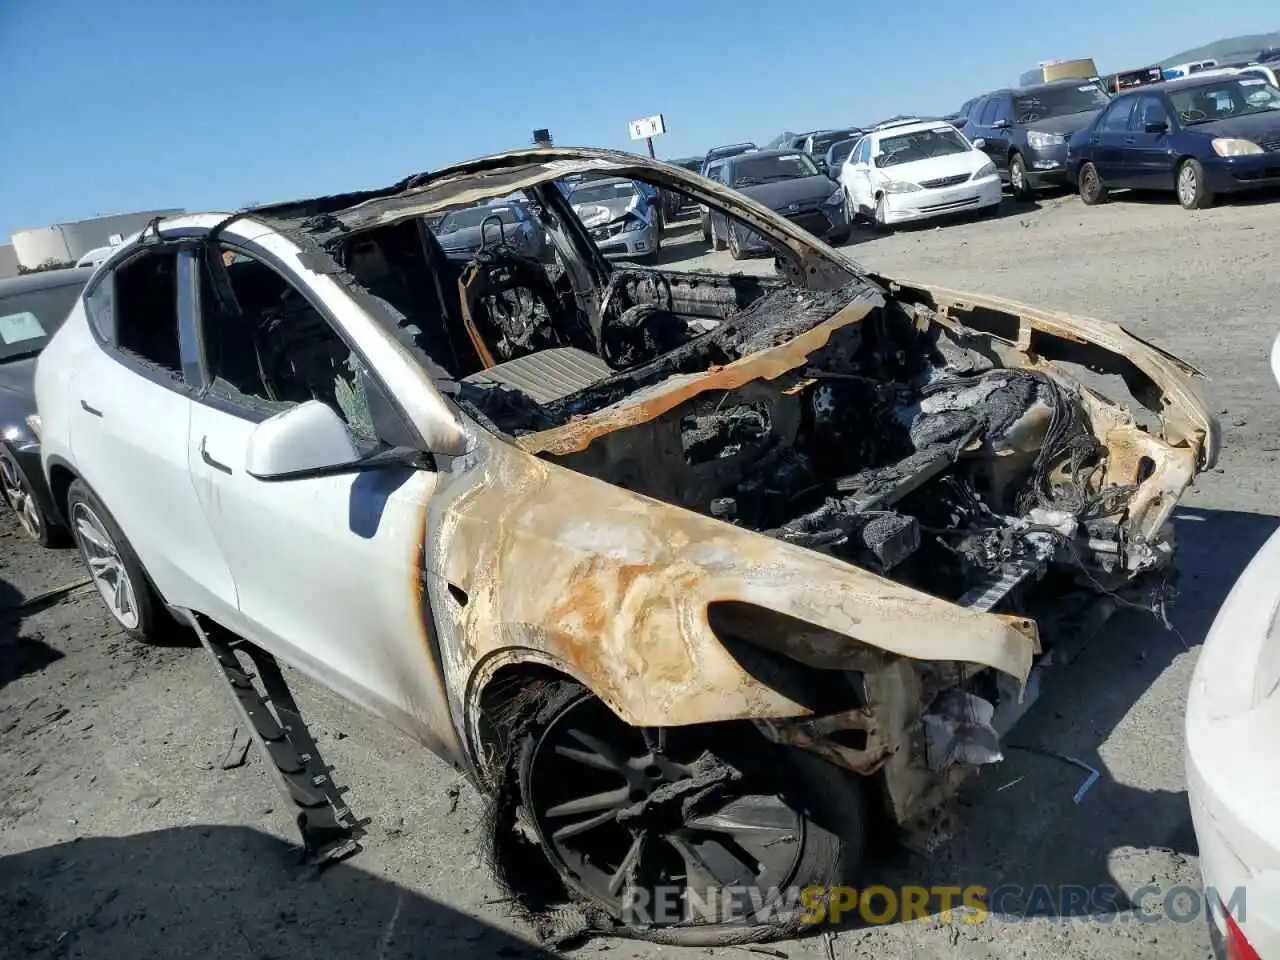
[428,262,1173,622]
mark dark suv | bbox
[963,80,1111,199]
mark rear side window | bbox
[977,98,1000,125]
[110,250,183,380]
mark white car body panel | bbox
[1186,333,1280,958]
[55,301,239,621]
[1186,525,1280,958]
[35,215,467,760]
[188,397,454,750]
[840,121,1001,225]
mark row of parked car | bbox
[644,64,1280,249]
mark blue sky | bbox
[0,0,1275,237]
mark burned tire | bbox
[515,680,865,940]
[1078,162,1108,205]
[65,479,189,646]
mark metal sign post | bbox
[628,114,666,158]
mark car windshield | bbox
[731,153,818,185]
[569,181,640,205]
[1014,84,1110,122]
[1168,78,1280,123]
[875,127,970,167]
[437,205,522,232]
[810,130,861,155]
[0,278,85,362]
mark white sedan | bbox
[1185,331,1280,960]
[839,120,1002,228]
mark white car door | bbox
[846,137,875,213]
[182,237,460,756]
[70,246,238,622]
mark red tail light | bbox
[1223,900,1261,960]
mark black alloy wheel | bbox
[517,683,865,930]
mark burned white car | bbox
[33,147,1217,943]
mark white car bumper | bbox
[883,174,1001,225]
[1186,526,1280,959]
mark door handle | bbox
[80,400,103,418]
[199,436,233,475]
[1124,137,1136,144]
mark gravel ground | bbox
[4,187,1279,960]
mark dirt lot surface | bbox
[4,188,1279,960]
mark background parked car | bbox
[946,98,980,128]
[1068,74,1280,210]
[840,120,1001,228]
[1101,65,1164,93]
[823,137,860,184]
[431,199,547,262]
[566,177,663,262]
[0,267,93,545]
[699,156,731,242]
[705,149,849,257]
[963,79,1112,199]
[667,156,704,212]
[803,128,865,173]
[1194,61,1280,87]
[699,141,756,174]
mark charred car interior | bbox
[176,148,1215,943]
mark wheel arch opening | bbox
[47,463,78,527]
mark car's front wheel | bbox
[1078,161,1108,205]
[515,681,866,937]
[1009,152,1032,201]
[66,479,187,645]
[1177,158,1213,209]
[873,194,891,231]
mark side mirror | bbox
[245,400,365,480]
[972,138,987,150]
[992,119,1011,129]
[1144,121,1169,134]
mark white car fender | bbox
[1270,330,1280,390]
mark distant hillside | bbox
[1160,31,1280,66]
